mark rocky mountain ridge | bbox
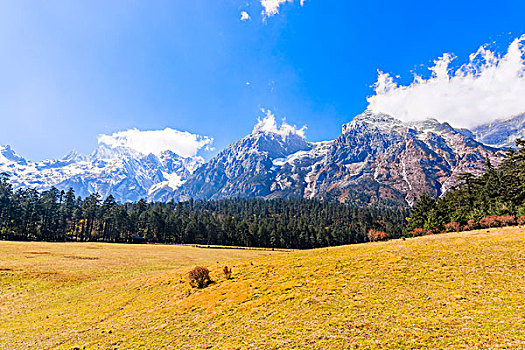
[1,112,522,205]
[172,112,509,205]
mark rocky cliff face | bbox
[300,112,504,205]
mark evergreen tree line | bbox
[0,175,408,249]
[409,139,525,234]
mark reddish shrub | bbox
[412,228,425,237]
[464,219,479,231]
[367,229,389,242]
[445,222,461,232]
[188,266,212,289]
[479,216,501,228]
[499,215,517,226]
[479,215,517,229]
[518,215,525,226]
[367,229,388,242]
[426,228,441,235]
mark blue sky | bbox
[1,0,525,160]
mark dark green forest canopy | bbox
[409,139,525,232]
[0,175,408,249]
[4,139,521,248]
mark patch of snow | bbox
[162,172,184,190]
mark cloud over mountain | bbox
[98,128,213,158]
[367,35,525,129]
[253,109,307,139]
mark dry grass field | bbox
[1,227,524,349]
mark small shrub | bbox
[464,219,479,231]
[378,230,389,240]
[367,229,389,242]
[479,216,501,229]
[412,228,425,237]
[518,215,525,226]
[423,227,441,236]
[188,266,212,289]
[479,215,517,229]
[445,222,461,232]
[498,215,517,226]
[223,266,232,280]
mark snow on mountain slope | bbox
[173,111,507,205]
[470,114,525,149]
[1,110,521,205]
[317,111,504,205]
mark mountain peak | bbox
[343,112,464,138]
[62,150,87,163]
[408,118,457,135]
[0,142,203,202]
[342,111,404,134]
[252,109,306,140]
[0,145,27,165]
[2,109,521,205]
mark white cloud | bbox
[260,0,305,18]
[98,128,213,158]
[367,35,525,129]
[253,109,306,138]
[240,11,251,21]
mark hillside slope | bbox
[1,227,524,349]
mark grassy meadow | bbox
[1,227,524,349]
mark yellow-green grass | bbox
[1,227,525,349]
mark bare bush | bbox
[479,216,500,228]
[479,215,517,229]
[223,266,232,280]
[426,228,441,235]
[188,266,212,289]
[498,215,517,226]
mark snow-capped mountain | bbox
[173,118,312,201]
[1,111,522,205]
[171,111,507,205]
[295,112,504,205]
[0,143,204,203]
